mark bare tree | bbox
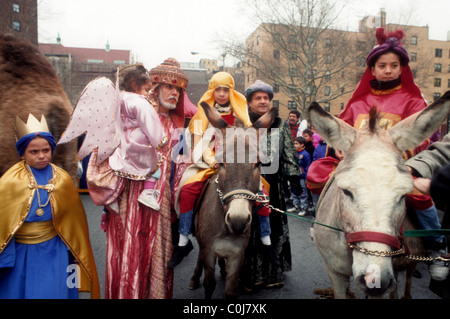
[220,0,369,115]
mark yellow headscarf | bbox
[188,72,251,136]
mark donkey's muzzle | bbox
[225,199,252,235]
[226,211,252,235]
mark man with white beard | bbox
[94,58,189,299]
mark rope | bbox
[214,176,449,262]
[213,174,450,254]
[279,207,450,261]
[277,174,450,238]
[404,229,450,237]
[279,205,450,237]
[277,207,344,232]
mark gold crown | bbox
[15,114,50,140]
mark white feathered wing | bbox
[58,77,120,164]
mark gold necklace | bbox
[27,164,55,216]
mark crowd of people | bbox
[286,109,338,217]
[0,27,448,299]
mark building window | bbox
[273,50,280,59]
[448,64,450,73]
[324,86,331,96]
[411,36,418,45]
[289,34,297,44]
[325,38,331,47]
[289,52,299,60]
[307,69,317,80]
[357,41,366,50]
[435,63,442,72]
[289,67,298,76]
[306,36,315,48]
[324,70,331,81]
[87,59,104,63]
[325,55,331,64]
[434,78,441,87]
[12,3,20,12]
[272,100,279,107]
[433,93,441,101]
[288,101,297,109]
[12,21,20,31]
[340,103,345,110]
[410,52,417,62]
[324,103,330,112]
[271,67,280,75]
[435,48,442,58]
[448,79,450,88]
[273,83,279,93]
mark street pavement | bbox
[79,193,441,300]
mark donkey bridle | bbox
[214,176,269,205]
[346,230,408,258]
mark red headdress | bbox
[339,28,425,127]
[149,58,188,128]
[366,28,409,67]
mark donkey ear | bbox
[253,105,277,129]
[308,102,357,153]
[200,101,228,129]
[388,91,450,153]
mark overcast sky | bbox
[38,0,450,69]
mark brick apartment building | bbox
[0,0,38,45]
[0,0,131,107]
[39,40,131,106]
[242,9,450,134]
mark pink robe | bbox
[108,91,165,180]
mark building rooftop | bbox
[39,43,130,64]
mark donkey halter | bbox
[214,176,269,205]
[311,173,450,262]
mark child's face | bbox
[371,52,403,82]
[303,133,312,142]
[294,140,303,151]
[213,86,230,105]
[136,82,152,98]
[22,137,52,169]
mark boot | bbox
[168,239,193,268]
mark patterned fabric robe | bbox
[240,110,300,290]
[87,114,178,299]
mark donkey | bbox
[188,102,276,299]
[309,91,450,298]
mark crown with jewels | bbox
[14,114,50,141]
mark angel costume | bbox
[108,90,166,180]
[59,59,188,299]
